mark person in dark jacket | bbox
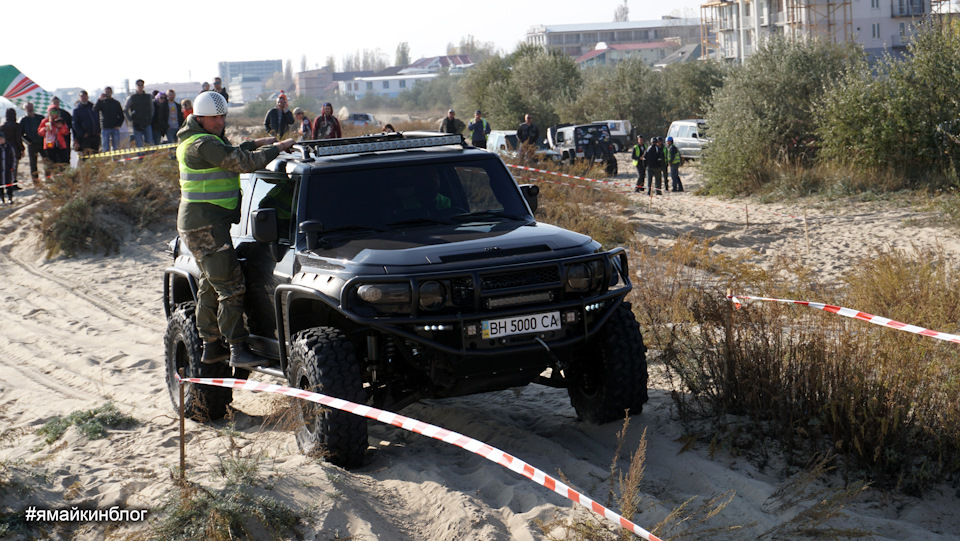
[94,86,124,151]
[124,79,154,147]
[516,113,539,163]
[1,108,23,187]
[643,137,665,195]
[213,77,229,102]
[19,102,44,180]
[438,109,465,135]
[263,95,294,137]
[72,90,100,154]
[150,92,181,145]
[312,102,341,140]
[0,131,16,204]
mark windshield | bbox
[574,124,611,142]
[303,159,531,230]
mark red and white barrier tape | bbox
[514,175,635,195]
[175,374,661,540]
[506,164,622,187]
[729,294,960,344]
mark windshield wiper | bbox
[318,224,386,235]
[385,217,451,228]
[450,210,526,222]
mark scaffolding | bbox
[784,0,853,44]
[700,0,725,60]
[700,0,857,62]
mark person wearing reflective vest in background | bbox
[632,134,647,193]
[176,91,295,368]
[664,136,683,192]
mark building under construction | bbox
[700,0,946,62]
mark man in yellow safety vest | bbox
[176,90,295,368]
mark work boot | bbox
[229,343,265,368]
[634,186,640,193]
[201,340,229,364]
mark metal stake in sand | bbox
[178,368,186,484]
[804,208,811,254]
[745,204,749,227]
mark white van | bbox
[666,119,709,160]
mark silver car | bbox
[666,119,709,160]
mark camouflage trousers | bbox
[179,222,248,344]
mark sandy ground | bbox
[1,154,959,540]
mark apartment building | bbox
[217,59,283,85]
[526,18,701,58]
[701,0,943,62]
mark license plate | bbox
[481,311,561,339]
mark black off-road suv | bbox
[163,132,647,467]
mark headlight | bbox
[566,263,590,291]
[358,283,411,304]
[418,281,446,310]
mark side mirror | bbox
[691,133,699,139]
[519,184,539,214]
[298,219,324,250]
[251,208,278,243]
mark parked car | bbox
[546,123,618,175]
[593,120,634,153]
[343,112,381,127]
[666,119,709,160]
[486,130,561,162]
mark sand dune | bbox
[1,158,958,540]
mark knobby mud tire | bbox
[163,303,233,421]
[288,327,367,468]
[568,302,648,424]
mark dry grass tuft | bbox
[637,236,960,495]
[38,152,179,257]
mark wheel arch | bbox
[164,268,198,319]
[275,284,355,376]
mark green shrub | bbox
[457,47,582,131]
[816,22,960,182]
[701,37,862,195]
[36,403,138,445]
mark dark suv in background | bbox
[546,123,618,175]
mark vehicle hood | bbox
[299,221,597,271]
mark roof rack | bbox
[290,132,466,160]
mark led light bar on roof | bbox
[312,135,464,156]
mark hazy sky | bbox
[6,0,704,94]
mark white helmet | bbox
[193,91,228,116]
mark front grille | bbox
[451,277,474,306]
[480,267,560,291]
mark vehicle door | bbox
[238,171,300,341]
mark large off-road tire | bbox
[567,302,648,424]
[288,327,367,468]
[164,303,233,421]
